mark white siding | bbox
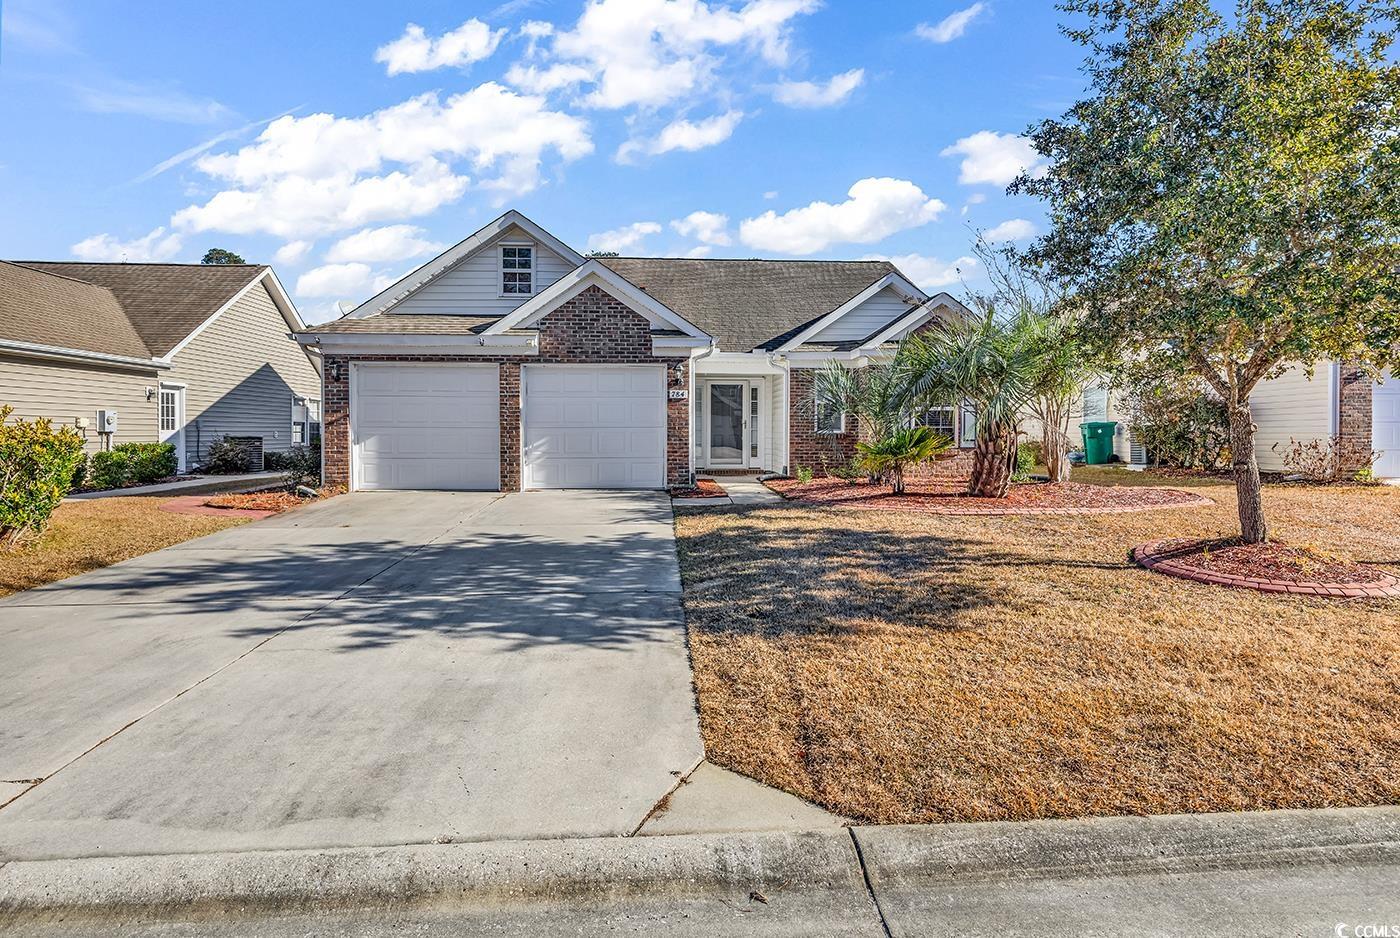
[768,374,784,470]
[164,282,322,466]
[393,225,576,316]
[1067,387,1134,462]
[0,353,159,454]
[1250,363,1333,472]
[807,286,913,344]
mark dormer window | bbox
[501,244,533,295]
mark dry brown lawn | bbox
[0,497,247,597]
[676,467,1400,824]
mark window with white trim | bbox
[959,401,978,447]
[815,391,844,434]
[292,399,309,445]
[913,406,955,440]
[500,244,534,295]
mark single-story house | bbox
[296,210,974,492]
[0,260,321,472]
[1072,363,1399,479]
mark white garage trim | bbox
[350,362,501,491]
[1375,368,1400,480]
[522,364,667,490]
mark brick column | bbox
[322,355,351,488]
[1339,362,1374,472]
[499,362,522,492]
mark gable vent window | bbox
[501,245,534,295]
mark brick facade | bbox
[1338,361,1375,472]
[321,285,689,492]
[786,367,860,474]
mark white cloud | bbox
[71,79,231,124]
[586,221,662,254]
[983,218,1037,242]
[763,190,778,199]
[295,262,391,298]
[940,130,1046,186]
[273,240,314,266]
[960,192,987,215]
[671,210,732,246]
[738,178,947,255]
[71,227,182,262]
[510,0,820,109]
[326,225,446,264]
[916,3,986,43]
[617,110,743,162]
[375,20,507,75]
[772,68,864,108]
[864,253,977,290]
[172,83,592,238]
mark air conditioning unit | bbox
[95,410,119,433]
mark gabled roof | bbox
[346,210,587,319]
[598,257,901,353]
[16,261,272,357]
[0,261,152,361]
[311,313,498,335]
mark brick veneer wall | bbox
[787,367,860,474]
[1339,361,1374,471]
[321,285,689,491]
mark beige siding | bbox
[1250,363,1333,472]
[0,353,159,454]
[164,281,322,466]
[808,286,912,344]
[1067,386,1134,461]
[392,226,575,316]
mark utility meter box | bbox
[96,410,119,433]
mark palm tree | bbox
[855,426,952,494]
[808,358,903,442]
[895,310,1046,498]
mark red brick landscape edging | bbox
[765,481,1214,516]
[1132,539,1400,598]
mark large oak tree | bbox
[1015,0,1399,542]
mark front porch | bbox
[692,367,787,476]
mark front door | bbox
[158,385,185,473]
[706,382,748,468]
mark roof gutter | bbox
[0,338,168,371]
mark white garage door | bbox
[1375,369,1400,479]
[523,365,666,489]
[353,363,499,491]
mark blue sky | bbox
[0,0,1085,322]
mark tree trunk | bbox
[1227,403,1268,544]
[1041,408,1073,484]
[968,425,1017,498]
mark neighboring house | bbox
[295,210,974,492]
[0,260,320,472]
[1071,364,1398,479]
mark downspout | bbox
[688,343,718,483]
[1328,360,1341,439]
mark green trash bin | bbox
[1081,421,1118,465]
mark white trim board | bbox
[345,211,587,319]
[778,271,926,352]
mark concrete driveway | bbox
[0,491,702,861]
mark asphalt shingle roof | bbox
[310,313,500,335]
[0,261,152,360]
[16,262,266,357]
[599,257,897,352]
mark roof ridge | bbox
[15,260,268,269]
[4,260,127,291]
[605,256,893,264]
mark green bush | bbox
[262,450,288,471]
[282,441,321,491]
[1121,375,1230,469]
[1013,443,1038,482]
[203,437,254,474]
[856,426,953,494]
[89,450,132,489]
[0,404,87,546]
[795,465,815,484]
[113,442,177,484]
[71,454,88,490]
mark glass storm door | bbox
[707,382,747,467]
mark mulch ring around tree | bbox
[1133,538,1400,599]
[763,478,1212,515]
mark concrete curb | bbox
[0,830,877,931]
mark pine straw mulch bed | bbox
[676,469,1400,826]
[204,491,309,512]
[0,498,247,597]
[765,477,1211,515]
[669,479,728,499]
[1134,537,1400,598]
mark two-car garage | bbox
[351,363,667,491]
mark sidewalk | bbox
[3,807,1395,936]
[65,471,287,500]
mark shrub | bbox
[0,405,87,546]
[203,437,254,474]
[282,441,321,491]
[856,426,953,494]
[1272,437,1380,483]
[1120,375,1230,469]
[71,455,88,490]
[113,442,177,484]
[1012,442,1039,482]
[262,450,287,471]
[89,450,131,489]
[795,465,815,484]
